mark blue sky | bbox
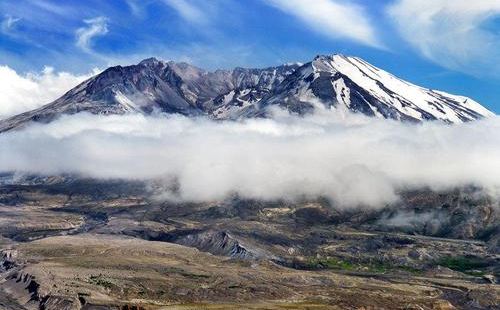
[1,0,500,113]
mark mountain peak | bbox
[139,57,165,67]
[313,53,350,62]
[310,54,360,75]
[0,53,494,133]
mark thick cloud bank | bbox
[1,108,499,207]
[0,66,96,120]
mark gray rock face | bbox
[0,54,493,132]
[166,230,275,260]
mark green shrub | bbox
[437,256,489,272]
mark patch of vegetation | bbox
[159,266,211,279]
[302,257,355,271]
[89,274,114,289]
[180,272,211,279]
[464,270,486,277]
[396,265,423,275]
[367,263,387,273]
[293,257,423,275]
[437,256,489,273]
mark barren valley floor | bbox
[0,178,498,309]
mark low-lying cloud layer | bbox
[1,108,499,208]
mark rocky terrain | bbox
[0,54,493,133]
[0,54,498,309]
[0,177,498,309]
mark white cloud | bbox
[388,0,500,75]
[162,0,207,24]
[264,0,383,48]
[0,66,97,120]
[0,15,20,33]
[1,108,500,208]
[76,16,109,53]
[126,0,144,17]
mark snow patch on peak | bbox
[332,78,351,108]
[114,92,140,112]
[433,91,495,118]
[318,55,493,123]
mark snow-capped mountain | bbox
[243,55,493,123]
[0,54,493,132]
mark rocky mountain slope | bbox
[0,54,493,133]
[247,55,493,122]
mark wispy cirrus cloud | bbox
[162,0,207,24]
[0,15,20,34]
[29,0,79,17]
[125,0,144,17]
[263,0,383,49]
[387,0,500,76]
[76,16,109,53]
